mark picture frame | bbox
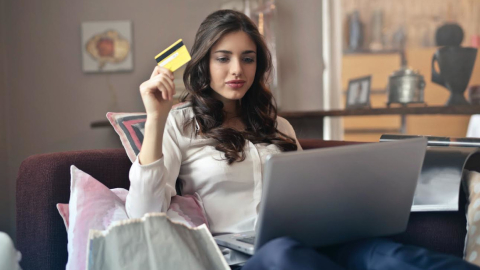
[346,75,372,109]
[81,21,133,73]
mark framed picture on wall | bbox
[81,21,133,73]
[346,76,371,109]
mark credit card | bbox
[154,39,191,72]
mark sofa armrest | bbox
[390,209,467,258]
[16,149,131,270]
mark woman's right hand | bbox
[139,66,176,119]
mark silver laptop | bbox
[214,138,427,255]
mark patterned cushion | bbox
[106,102,189,162]
[106,112,147,162]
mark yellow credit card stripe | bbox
[154,39,183,61]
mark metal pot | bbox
[386,67,426,105]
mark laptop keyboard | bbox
[237,236,255,245]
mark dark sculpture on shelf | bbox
[431,46,477,106]
[435,23,464,47]
[431,23,478,106]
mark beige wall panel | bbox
[369,94,388,107]
[342,53,400,90]
[343,116,400,128]
[470,53,480,85]
[407,115,471,137]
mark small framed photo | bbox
[346,76,371,109]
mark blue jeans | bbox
[241,237,480,270]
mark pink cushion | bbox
[65,166,129,270]
[169,195,209,228]
[56,203,69,230]
[58,165,208,270]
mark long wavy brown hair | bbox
[181,9,297,164]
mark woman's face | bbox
[209,31,257,104]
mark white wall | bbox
[275,0,324,111]
[2,0,221,241]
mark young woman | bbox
[127,9,300,236]
[126,9,479,270]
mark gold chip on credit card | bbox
[154,39,191,72]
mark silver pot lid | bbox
[390,66,423,78]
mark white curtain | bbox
[322,0,344,140]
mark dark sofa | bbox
[16,139,467,270]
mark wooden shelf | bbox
[279,105,480,118]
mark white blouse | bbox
[126,103,302,235]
